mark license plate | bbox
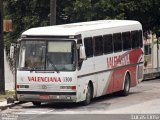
[39,95,49,100]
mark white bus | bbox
[16,20,143,106]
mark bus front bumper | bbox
[16,91,77,102]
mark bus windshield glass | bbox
[18,40,76,71]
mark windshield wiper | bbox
[46,56,60,73]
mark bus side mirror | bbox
[10,43,15,59]
[79,46,86,59]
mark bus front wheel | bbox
[83,84,92,106]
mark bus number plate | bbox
[39,95,49,100]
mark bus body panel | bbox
[77,48,143,100]
[16,71,78,102]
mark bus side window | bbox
[103,34,113,54]
[122,32,131,51]
[113,33,122,52]
[139,30,143,47]
[131,30,139,48]
[84,37,93,58]
[94,36,103,56]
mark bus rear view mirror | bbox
[79,46,86,59]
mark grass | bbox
[0,90,15,102]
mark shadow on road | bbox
[21,91,140,110]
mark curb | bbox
[0,100,20,111]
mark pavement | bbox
[0,50,15,111]
[0,101,16,111]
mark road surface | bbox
[1,79,160,120]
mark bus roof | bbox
[22,20,142,37]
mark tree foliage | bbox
[3,0,160,50]
[61,0,160,32]
[3,0,50,50]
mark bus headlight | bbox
[16,85,29,89]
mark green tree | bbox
[3,0,160,51]
[3,0,50,51]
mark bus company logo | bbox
[42,85,47,89]
[107,54,130,69]
[28,76,62,82]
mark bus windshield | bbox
[18,40,76,71]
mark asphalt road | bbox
[1,79,160,120]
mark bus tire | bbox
[83,84,92,106]
[120,73,130,96]
[32,102,41,106]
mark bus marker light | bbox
[56,96,60,99]
[16,85,20,89]
[69,35,74,39]
[60,86,76,90]
[66,97,71,99]
[71,86,76,90]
